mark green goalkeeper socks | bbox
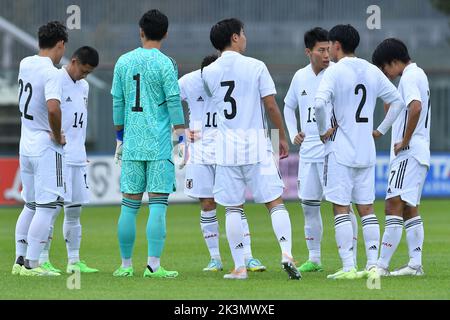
[118,198,141,259]
[147,196,169,257]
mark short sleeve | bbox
[178,75,188,101]
[400,75,422,107]
[315,67,335,103]
[45,68,62,102]
[259,62,276,98]
[111,60,124,100]
[284,73,298,109]
[162,58,180,99]
[376,67,403,105]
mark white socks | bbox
[361,214,380,269]
[349,208,358,266]
[378,215,403,269]
[301,200,322,264]
[39,212,58,264]
[64,204,82,264]
[270,204,293,261]
[200,210,220,259]
[334,214,354,271]
[405,216,424,268]
[240,211,253,261]
[15,203,36,262]
[148,256,160,271]
[25,200,62,268]
[225,207,245,269]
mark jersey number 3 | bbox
[220,81,237,120]
[355,84,368,123]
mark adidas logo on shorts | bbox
[235,243,244,249]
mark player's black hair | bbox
[38,21,68,49]
[372,38,411,68]
[210,18,244,51]
[201,54,218,71]
[304,27,329,50]
[72,46,99,67]
[328,24,360,54]
[139,9,168,41]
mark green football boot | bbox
[67,261,99,274]
[143,266,178,279]
[11,264,22,275]
[327,268,358,280]
[20,265,60,276]
[113,266,134,277]
[298,260,323,272]
[41,261,62,274]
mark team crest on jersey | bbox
[186,179,193,189]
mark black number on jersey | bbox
[354,84,368,123]
[425,90,431,128]
[73,112,84,128]
[205,112,217,128]
[220,81,237,120]
[132,73,143,112]
[18,79,34,120]
[307,107,316,123]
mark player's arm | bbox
[264,95,289,159]
[314,70,334,142]
[111,61,125,165]
[46,69,65,145]
[394,100,421,155]
[283,104,304,145]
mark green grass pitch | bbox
[0,200,449,299]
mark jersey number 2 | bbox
[18,79,33,120]
[220,81,237,120]
[355,84,368,123]
[132,73,143,112]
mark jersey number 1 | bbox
[132,73,143,112]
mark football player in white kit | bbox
[12,21,67,276]
[372,38,430,277]
[38,47,100,274]
[284,27,359,273]
[203,18,301,280]
[314,25,405,280]
[179,54,266,272]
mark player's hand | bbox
[49,131,66,146]
[188,130,201,142]
[279,139,289,160]
[176,140,189,169]
[394,140,409,156]
[372,130,382,139]
[319,126,337,143]
[114,140,123,166]
[293,132,305,145]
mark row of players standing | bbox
[178,21,430,279]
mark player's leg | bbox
[349,204,358,268]
[143,160,177,278]
[298,161,323,272]
[113,160,144,277]
[64,165,97,273]
[248,153,299,280]
[184,164,222,271]
[39,212,60,273]
[390,160,427,276]
[214,165,247,280]
[13,155,35,274]
[241,205,266,272]
[323,154,357,280]
[21,150,64,276]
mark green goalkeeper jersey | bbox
[111,47,184,161]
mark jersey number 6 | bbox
[220,81,237,120]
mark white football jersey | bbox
[179,69,217,165]
[391,63,430,166]
[18,55,63,156]
[202,51,275,166]
[316,57,403,168]
[284,63,334,162]
[60,67,89,166]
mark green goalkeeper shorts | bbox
[120,159,176,194]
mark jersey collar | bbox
[403,62,417,74]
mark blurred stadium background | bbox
[1,0,449,205]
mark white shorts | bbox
[214,153,285,207]
[323,152,375,206]
[385,157,428,207]
[184,163,215,199]
[20,148,65,204]
[65,165,90,204]
[298,161,324,201]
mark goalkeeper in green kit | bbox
[110,9,186,278]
